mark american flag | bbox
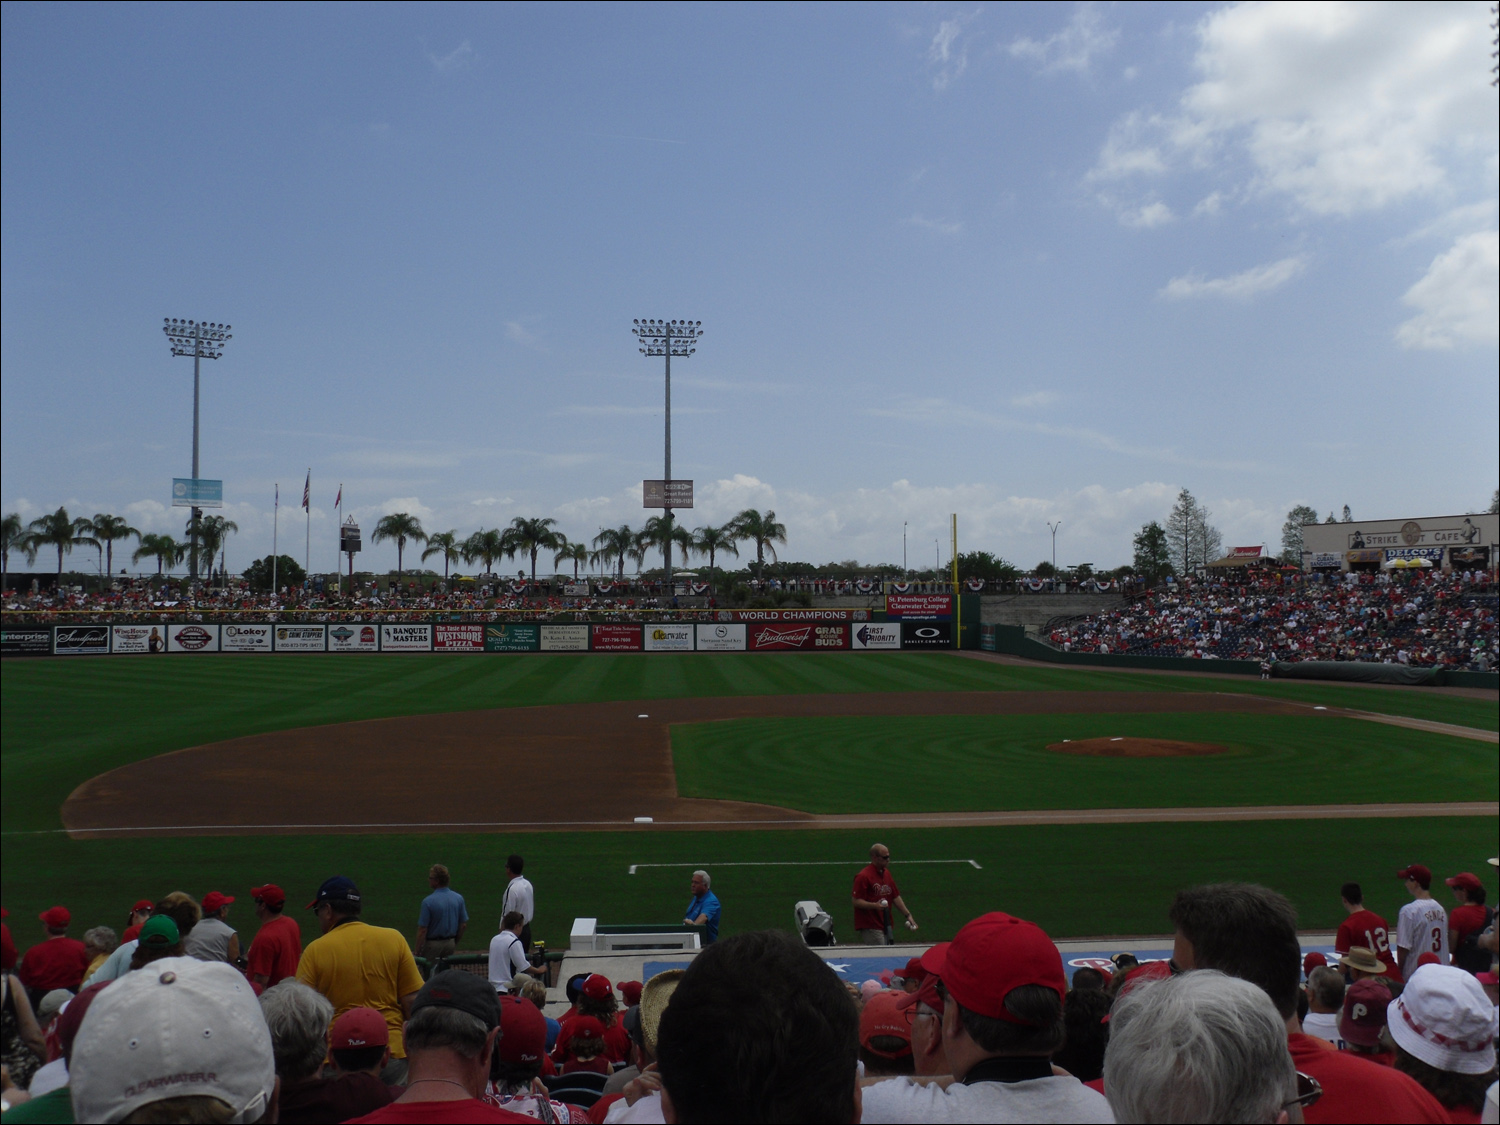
[334,484,342,509]
[301,471,310,511]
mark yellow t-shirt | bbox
[295,920,424,1058]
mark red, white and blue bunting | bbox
[890,581,913,594]
[855,579,874,594]
[966,578,986,592]
[1024,578,1047,592]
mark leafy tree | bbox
[133,534,185,576]
[508,517,564,585]
[461,528,508,576]
[1132,522,1173,585]
[591,525,638,580]
[1341,505,1352,522]
[27,507,96,577]
[692,524,740,572]
[197,516,239,587]
[2,512,36,588]
[242,554,305,592]
[1279,505,1320,564]
[1324,512,1337,523]
[642,515,694,576]
[730,509,788,573]
[1489,489,1498,515]
[87,514,139,583]
[1164,488,1223,573]
[554,540,590,580]
[422,531,462,580]
[372,513,427,574]
[956,550,1018,583]
[1033,560,1057,577]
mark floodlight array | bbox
[163,318,234,359]
[632,318,703,356]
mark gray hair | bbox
[259,980,334,1081]
[404,1005,490,1059]
[1103,970,1296,1124]
[83,926,118,954]
[1307,966,1345,1010]
[692,870,711,889]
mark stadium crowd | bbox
[1049,568,1497,670]
[1,854,1496,1124]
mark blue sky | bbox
[3,2,1496,577]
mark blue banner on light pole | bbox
[171,478,223,507]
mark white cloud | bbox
[1008,3,1118,73]
[366,496,435,522]
[1395,230,1500,350]
[426,40,473,74]
[1010,390,1058,408]
[504,320,543,350]
[927,10,979,91]
[1193,191,1225,216]
[470,496,510,508]
[1118,201,1174,228]
[1160,254,1309,300]
[907,213,964,235]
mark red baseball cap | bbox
[202,892,235,913]
[250,885,286,908]
[901,957,927,982]
[496,995,546,1065]
[1397,864,1432,888]
[1303,952,1328,977]
[859,991,913,1059]
[569,1015,607,1043]
[581,974,612,1001]
[330,1007,389,1050]
[1416,951,1441,969]
[54,981,112,1064]
[895,972,945,1018]
[928,913,1065,1024]
[1445,872,1483,892]
[618,980,643,1007]
[131,900,154,913]
[40,906,70,928]
[918,942,949,977]
[1338,979,1392,1048]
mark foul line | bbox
[628,859,982,874]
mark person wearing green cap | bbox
[127,915,182,971]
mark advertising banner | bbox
[434,624,484,652]
[901,621,952,649]
[171,477,224,508]
[592,624,642,652]
[167,624,220,653]
[328,624,379,652]
[748,622,848,651]
[720,609,866,622]
[642,479,694,508]
[562,583,590,596]
[540,625,590,652]
[221,624,272,652]
[1449,546,1490,567]
[1,628,54,657]
[1384,547,1444,562]
[380,624,432,651]
[486,624,540,652]
[886,594,953,619]
[1310,553,1342,569]
[850,622,902,650]
[274,625,327,652]
[644,624,694,652]
[695,623,747,652]
[111,624,167,654]
[54,625,110,655]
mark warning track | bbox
[59,691,1497,838]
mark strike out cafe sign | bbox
[643,480,694,508]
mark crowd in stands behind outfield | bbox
[1050,567,1496,670]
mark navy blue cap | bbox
[308,875,361,909]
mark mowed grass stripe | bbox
[669,713,1499,814]
[1,817,1489,947]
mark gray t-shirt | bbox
[861,1074,1115,1124]
[183,917,236,963]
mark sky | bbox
[3,2,1497,578]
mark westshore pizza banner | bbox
[2,621,972,655]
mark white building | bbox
[1301,512,1498,573]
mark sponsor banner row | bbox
[4,621,956,655]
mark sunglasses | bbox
[1284,1071,1322,1110]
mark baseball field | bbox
[2,651,1495,952]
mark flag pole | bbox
[272,484,279,596]
[335,484,343,596]
[304,468,311,590]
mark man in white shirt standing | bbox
[1396,863,1449,977]
[860,912,1113,1123]
[501,854,535,953]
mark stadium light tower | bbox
[632,318,703,584]
[1047,519,1062,574]
[164,318,232,580]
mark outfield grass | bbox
[0,817,1490,948]
[672,713,1498,813]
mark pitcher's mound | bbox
[1048,737,1227,758]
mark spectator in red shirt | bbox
[1336,881,1402,982]
[1445,872,1494,975]
[18,907,89,1006]
[245,883,301,990]
[1169,882,1448,1123]
[120,900,153,944]
[0,908,15,972]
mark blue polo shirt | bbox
[685,891,721,944]
[417,886,468,940]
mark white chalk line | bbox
[628,859,982,875]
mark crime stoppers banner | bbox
[592,624,642,652]
[901,621,952,649]
[696,623,746,651]
[644,624,694,651]
[167,624,220,653]
[850,622,901,650]
[540,625,589,651]
[111,624,167,654]
[748,623,848,651]
[274,626,326,652]
[221,624,272,652]
[380,624,432,651]
[486,624,540,652]
[328,624,378,652]
[434,624,484,652]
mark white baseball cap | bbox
[1387,964,1499,1076]
[70,956,275,1123]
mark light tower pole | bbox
[1047,520,1062,575]
[163,318,232,580]
[632,318,703,586]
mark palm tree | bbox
[693,524,740,573]
[508,517,564,585]
[197,516,239,587]
[27,507,96,578]
[87,514,139,584]
[591,525,634,580]
[422,531,462,580]
[554,540,590,581]
[372,513,427,575]
[461,528,508,577]
[133,534,185,576]
[730,509,788,573]
[3,513,37,590]
[643,515,695,579]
